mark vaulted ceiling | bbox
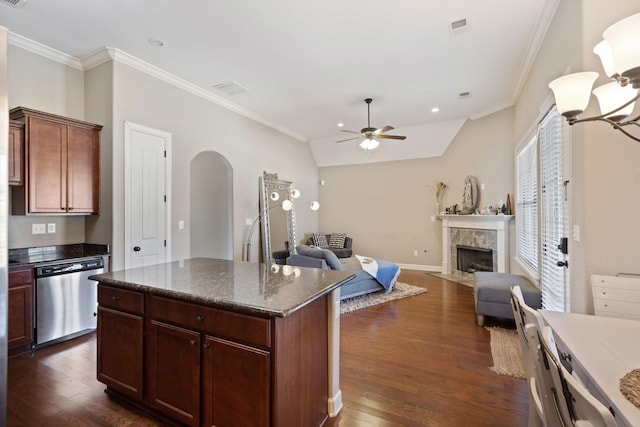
[0,0,559,166]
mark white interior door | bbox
[124,122,171,269]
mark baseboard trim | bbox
[397,263,441,272]
[328,389,343,417]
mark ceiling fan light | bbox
[359,138,379,150]
[603,12,640,87]
[592,82,638,120]
[593,40,618,78]
[548,72,599,118]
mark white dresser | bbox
[591,275,640,320]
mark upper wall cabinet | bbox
[9,120,24,186]
[10,107,103,215]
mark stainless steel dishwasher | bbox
[35,257,105,347]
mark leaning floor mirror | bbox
[259,171,298,265]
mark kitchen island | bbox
[89,257,354,427]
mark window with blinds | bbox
[539,108,569,311]
[516,136,538,274]
[516,106,569,311]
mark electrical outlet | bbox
[413,249,418,256]
[32,224,46,234]
[47,223,56,233]
[178,220,184,230]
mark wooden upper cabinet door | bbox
[9,121,24,186]
[28,117,68,213]
[67,125,100,213]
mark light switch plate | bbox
[32,224,46,234]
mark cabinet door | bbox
[27,117,67,213]
[8,284,33,349]
[97,306,143,400]
[147,320,201,426]
[202,336,270,427]
[67,125,100,213]
[9,122,23,186]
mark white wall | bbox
[318,107,515,266]
[107,60,319,269]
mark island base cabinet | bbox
[147,320,201,427]
[203,336,270,427]
[97,307,143,400]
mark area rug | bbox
[486,327,526,379]
[340,282,426,314]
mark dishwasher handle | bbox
[35,257,105,278]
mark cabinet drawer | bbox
[148,295,271,349]
[98,285,144,315]
[9,268,33,287]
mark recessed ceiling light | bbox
[337,123,344,127]
[431,107,440,113]
[148,38,164,47]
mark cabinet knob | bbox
[203,343,211,350]
[112,295,120,301]
[196,315,204,322]
[189,339,197,347]
[68,206,73,211]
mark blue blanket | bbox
[355,255,401,292]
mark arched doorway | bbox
[190,151,233,259]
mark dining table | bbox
[541,310,640,427]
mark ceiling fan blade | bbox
[341,129,362,135]
[335,137,360,143]
[374,125,394,135]
[377,134,406,140]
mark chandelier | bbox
[547,12,640,142]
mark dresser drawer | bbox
[148,295,271,349]
[98,285,144,315]
[593,285,640,303]
[594,298,640,320]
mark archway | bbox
[190,151,233,259]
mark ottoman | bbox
[474,272,541,326]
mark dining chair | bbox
[510,286,545,426]
[539,326,618,427]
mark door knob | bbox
[133,246,141,252]
[557,260,568,268]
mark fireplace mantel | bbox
[438,215,514,274]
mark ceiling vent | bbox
[0,0,27,8]
[459,91,471,99]
[449,18,468,36]
[211,81,247,96]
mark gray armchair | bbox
[305,234,353,258]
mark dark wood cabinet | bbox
[96,283,330,427]
[9,107,102,215]
[96,287,144,400]
[203,336,270,427]
[146,320,201,426]
[8,268,34,351]
[9,120,24,186]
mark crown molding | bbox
[8,34,307,143]
[8,32,83,70]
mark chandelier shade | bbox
[548,72,599,119]
[602,12,640,87]
[592,82,638,121]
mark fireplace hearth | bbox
[457,245,494,273]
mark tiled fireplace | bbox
[439,215,513,275]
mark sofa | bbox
[287,244,385,300]
[305,233,353,258]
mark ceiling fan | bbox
[336,98,406,150]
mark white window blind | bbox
[516,136,538,274]
[539,107,569,311]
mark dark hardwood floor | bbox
[6,270,527,426]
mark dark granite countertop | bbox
[89,257,355,318]
[8,243,110,269]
